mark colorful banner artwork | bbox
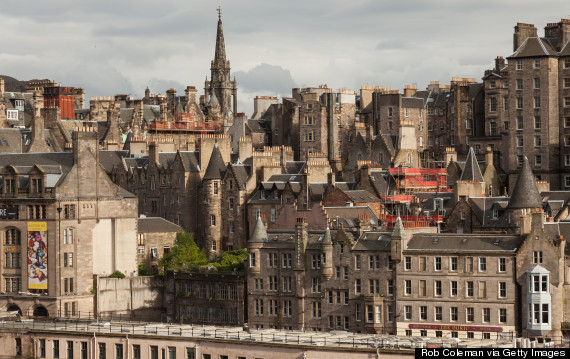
[27,222,48,290]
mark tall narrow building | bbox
[205,11,238,131]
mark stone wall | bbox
[96,275,165,321]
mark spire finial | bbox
[217,6,222,20]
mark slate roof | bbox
[401,97,424,108]
[507,156,542,209]
[257,231,331,250]
[99,150,129,173]
[249,216,268,243]
[510,37,558,58]
[344,190,381,203]
[406,233,522,252]
[203,144,227,180]
[138,217,183,233]
[124,157,148,171]
[230,163,250,189]
[158,152,177,168]
[369,171,391,197]
[325,206,378,228]
[415,192,455,214]
[469,197,510,227]
[460,147,484,182]
[0,128,25,153]
[0,152,74,172]
[285,161,305,174]
[179,151,200,172]
[352,232,392,251]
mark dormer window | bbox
[31,178,43,194]
[492,208,498,219]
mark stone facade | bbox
[0,127,138,318]
[168,271,246,326]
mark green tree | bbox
[212,249,248,271]
[158,232,207,272]
[109,270,125,279]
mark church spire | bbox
[214,8,227,65]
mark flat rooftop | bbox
[0,319,522,350]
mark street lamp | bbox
[57,206,62,317]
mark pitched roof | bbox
[203,144,226,180]
[507,156,542,209]
[510,37,558,58]
[230,163,250,188]
[138,217,183,233]
[406,233,522,252]
[401,97,424,108]
[460,147,484,182]
[344,190,381,203]
[178,151,200,172]
[98,150,129,173]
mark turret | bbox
[201,143,227,258]
[247,215,267,274]
[507,156,542,234]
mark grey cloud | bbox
[233,63,297,95]
[145,79,187,95]
[376,39,410,50]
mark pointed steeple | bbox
[175,98,184,115]
[322,224,332,245]
[392,217,406,238]
[249,215,268,243]
[214,16,227,64]
[460,147,484,182]
[507,156,542,209]
[209,89,219,108]
[203,143,226,180]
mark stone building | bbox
[0,127,138,317]
[467,19,570,190]
[247,158,569,341]
[168,270,246,326]
[264,86,357,168]
[136,216,183,271]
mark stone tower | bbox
[201,143,227,258]
[204,11,237,130]
[507,156,542,234]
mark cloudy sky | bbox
[1,1,568,115]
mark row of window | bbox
[403,279,508,298]
[402,306,508,324]
[38,339,197,359]
[177,283,239,300]
[403,256,507,273]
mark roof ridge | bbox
[537,37,549,55]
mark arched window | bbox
[5,228,21,245]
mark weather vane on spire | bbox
[217,6,222,20]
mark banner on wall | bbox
[27,222,48,290]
